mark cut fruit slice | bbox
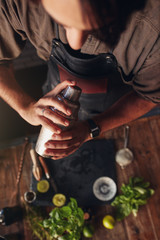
[52,193,66,207]
[102,215,115,229]
[37,180,50,193]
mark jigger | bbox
[115,125,134,169]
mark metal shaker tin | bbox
[35,86,81,157]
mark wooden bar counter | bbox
[0,115,160,240]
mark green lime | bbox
[102,215,115,229]
[37,180,50,193]
[52,193,66,207]
[83,224,94,238]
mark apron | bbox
[43,26,131,120]
[35,27,131,205]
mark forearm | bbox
[0,65,76,131]
[41,90,157,159]
[93,91,157,135]
[0,63,35,117]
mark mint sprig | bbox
[111,177,154,221]
[43,198,84,240]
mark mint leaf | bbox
[43,198,84,240]
[68,198,78,210]
[60,206,72,218]
[43,219,51,228]
[111,177,154,221]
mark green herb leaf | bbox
[133,186,147,195]
[43,219,51,228]
[68,198,78,210]
[42,198,84,240]
[60,206,72,218]
[111,177,154,221]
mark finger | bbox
[39,97,72,116]
[37,81,76,117]
[44,146,79,159]
[39,116,62,134]
[51,146,79,160]
[45,138,80,150]
[50,130,76,141]
[42,108,70,127]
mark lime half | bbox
[37,180,50,193]
[52,193,66,207]
[102,215,115,229]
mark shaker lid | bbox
[61,86,81,101]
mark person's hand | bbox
[21,80,76,133]
[43,120,91,159]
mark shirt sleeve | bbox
[0,1,27,61]
[130,37,160,103]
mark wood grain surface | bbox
[0,115,160,240]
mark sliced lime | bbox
[102,215,115,229]
[52,193,66,207]
[37,180,50,193]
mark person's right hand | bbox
[21,80,76,134]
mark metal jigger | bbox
[115,125,134,169]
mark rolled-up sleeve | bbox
[0,1,27,61]
[132,37,160,103]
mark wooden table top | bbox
[0,115,160,240]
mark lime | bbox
[37,180,50,193]
[83,224,94,238]
[52,193,66,207]
[102,215,115,229]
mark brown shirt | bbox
[0,0,160,103]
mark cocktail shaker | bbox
[35,85,81,157]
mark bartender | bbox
[0,0,159,159]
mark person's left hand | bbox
[43,120,91,159]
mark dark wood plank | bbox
[113,117,160,240]
[0,115,160,240]
[101,116,160,240]
[0,144,24,236]
[0,142,33,238]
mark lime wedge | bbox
[37,180,50,193]
[102,215,115,229]
[52,193,66,207]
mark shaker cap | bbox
[61,86,81,101]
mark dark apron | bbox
[43,29,131,120]
[35,28,133,206]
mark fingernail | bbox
[52,134,58,140]
[56,130,61,134]
[67,109,71,115]
[64,120,69,126]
